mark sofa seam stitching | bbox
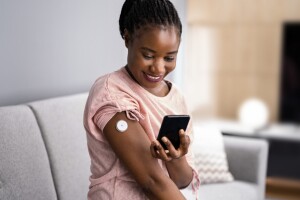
[27,104,59,200]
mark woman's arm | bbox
[151,129,193,188]
[103,112,185,200]
[165,156,193,188]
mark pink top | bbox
[84,67,200,200]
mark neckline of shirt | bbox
[121,66,175,100]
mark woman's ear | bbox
[123,29,130,48]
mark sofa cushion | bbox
[198,181,258,200]
[29,93,90,200]
[0,105,57,200]
[192,123,234,184]
[181,179,258,200]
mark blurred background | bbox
[1,0,299,124]
[184,0,300,125]
[184,1,300,199]
[1,0,300,199]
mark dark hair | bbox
[119,0,182,39]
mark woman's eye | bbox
[143,54,153,60]
[164,56,175,62]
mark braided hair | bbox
[119,0,182,39]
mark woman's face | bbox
[125,25,180,93]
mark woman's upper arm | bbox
[102,112,184,199]
[103,112,161,184]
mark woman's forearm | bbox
[139,174,186,200]
[165,156,193,188]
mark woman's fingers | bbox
[150,141,158,158]
[151,129,190,161]
[166,129,190,158]
[179,129,190,154]
[162,137,180,159]
[150,140,172,161]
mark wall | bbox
[0,0,186,106]
[186,0,300,122]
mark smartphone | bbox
[157,115,190,150]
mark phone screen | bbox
[157,115,190,150]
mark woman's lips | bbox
[143,72,163,83]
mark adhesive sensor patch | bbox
[116,120,128,132]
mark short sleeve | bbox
[93,92,144,132]
[83,72,145,142]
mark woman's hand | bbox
[150,129,193,188]
[150,129,190,162]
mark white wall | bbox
[0,0,186,106]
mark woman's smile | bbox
[143,72,163,83]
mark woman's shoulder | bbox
[88,67,137,100]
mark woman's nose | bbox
[151,59,165,74]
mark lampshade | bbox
[238,98,269,130]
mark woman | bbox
[84,0,200,199]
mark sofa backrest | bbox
[0,105,57,200]
[29,93,90,200]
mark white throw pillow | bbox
[191,123,234,184]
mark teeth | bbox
[146,74,160,80]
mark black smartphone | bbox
[157,115,190,150]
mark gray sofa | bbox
[0,93,268,200]
[198,136,268,200]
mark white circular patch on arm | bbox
[116,120,128,132]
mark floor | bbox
[265,177,300,200]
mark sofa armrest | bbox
[223,135,269,199]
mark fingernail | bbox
[162,137,167,142]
